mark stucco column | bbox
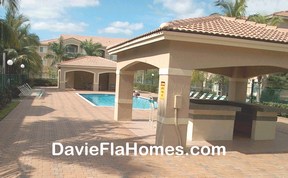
[93,73,99,91]
[59,69,66,90]
[155,68,192,148]
[114,70,134,121]
[228,78,248,102]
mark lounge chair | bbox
[18,83,44,98]
[219,95,227,100]
[191,92,200,99]
[213,95,220,100]
[199,93,208,99]
[205,93,213,100]
[189,91,194,97]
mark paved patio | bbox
[1,88,288,177]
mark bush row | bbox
[27,78,57,87]
[262,102,288,109]
[261,102,288,117]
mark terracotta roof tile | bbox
[161,15,288,43]
[41,34,127,47]
[109,15,288,49]
[274,11,288,17]
[59,56,116,68]
[40,38,58,45]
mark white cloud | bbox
[19,0,100,32]
[32,22,88,33]
[69,0,100,7]
[20,0,100,20]
[99,21,144,35]
[153,0,206,18]
[246,0,288,15]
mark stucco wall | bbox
[59,66,116,91]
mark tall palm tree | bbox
[215,0,247,18]
[45,37,81,66]
[0,18,15,50]
[0,0,19,13]
[3,10,42,75]
[1,0,19,51]
[80,39,104,57]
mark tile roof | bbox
[40,38,58,45]
[109,15,288,49]
[273,11,288,17]
[59,56,116,68]
[162,15,288,43]
[41,34,127,47]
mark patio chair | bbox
[18,83,44,98]
[205,93,213,100]
[199,93,208,99]
[18,85,32,96]
[189,91,194,97]
[191,92,200,99]
[219,95,227,100]
[213,95,220,100]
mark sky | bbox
[1,0,288,41]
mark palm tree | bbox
[0,0,19,13]
[215,0,247,18]
[0,18,15,51]
[3,10,42,75]
[248,14,283,26]
[46,36,81,66]
[80,39,104,57]
[1,0,19,52]
[45,37,67,66]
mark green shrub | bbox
[260,88,281,103]
[261,102,288,109]
[260,102,288,117]
[27,78,57,87]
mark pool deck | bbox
[1,87,288,177]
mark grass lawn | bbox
[0,101,20,121]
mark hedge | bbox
[27,78,57,87]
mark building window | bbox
[110,55,117,61]
[66,44,78,54]
[39,46,47,53]
[99,50,105,57]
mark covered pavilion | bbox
[58,56,116,91]
[107,15,288,147]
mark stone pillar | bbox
[228,78,248,102]
[93,73,99,91]
[59,69,66,90]
[155,69,192,147]
[114,70,134,121]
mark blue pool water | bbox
[79,94,157,110]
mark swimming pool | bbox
[79,94,157,110]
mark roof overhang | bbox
[107,31,165,54]
[108,30,288,55]
[59,64,116,70]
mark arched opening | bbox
[114,62,160,143]
[99,72,116,91]
[66,71,94,90]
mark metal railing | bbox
[0,74,28,91]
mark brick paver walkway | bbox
[1,88,288,177]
